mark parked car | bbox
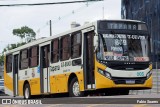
[0,79,4,93]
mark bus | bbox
[4,19,152,99]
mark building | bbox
[121,0,160,66]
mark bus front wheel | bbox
[69,77,84,97]
[23,84,32,99]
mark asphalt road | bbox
[0,94,160,107]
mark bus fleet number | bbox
[50,65,60,72]
[137,72,144,77]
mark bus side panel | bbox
[30,78,41,95]
[4,72,14,96]
[4,56,13,96]
[18,67,41,96]
[54,70,84,93]
[50,75,57,93]
[18,79,41,96]
[18,80,24,96]
[28,67,41,95]
[75,70,84,91]
[49,70,84,94]
[55,74,67,93]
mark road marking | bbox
[86,104,103,107]
[0,106,10,107]
[46,104,63,107]
[0,105,25,107]
[134,104,147,107]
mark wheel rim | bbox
[72,81,80,96]
[25,87,29,99]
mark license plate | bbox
[126,80,135,84]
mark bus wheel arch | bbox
[68,73,84,97]
[23,80,32,99]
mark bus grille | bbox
[112,77,146,84]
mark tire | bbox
[104,90,118,96]
[69,77,84,97]
[23,83,32,99]
[120,89,129,95]
[113,89,129,95]
[105,89,129,96]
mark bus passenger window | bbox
[51,39,59,63]
[6,54,12,73]
[29,46,39,67]
[20,49,29,69]
[60,35,70,61]
[71,32,82,58]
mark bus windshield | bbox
[97,33,150,62]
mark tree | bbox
[0,48,7,65]
[0,54,4,66]
[13,26,36,43]
[0,26,36,65]
[0,42,26,65]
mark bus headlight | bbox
[146,71,152,79]
[98,69,112,79]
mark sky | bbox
[0,0,121,53]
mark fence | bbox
[130,62,160,94]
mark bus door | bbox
[13,54,19,96]
[83,29,95,90]
[40,44,50,93]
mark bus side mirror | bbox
[94,36,98,52]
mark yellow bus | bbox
[4,20,152,99]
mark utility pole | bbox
[102,0,104,19]
[102,6,104,19]
[49,20,52,36]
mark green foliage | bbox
[0,26,36,66]
[13,26,36,43]
[0,54,4,66]
[0,42,27,65]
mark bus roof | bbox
[5,19,145,55]
[104,19,145,23]
[5,20,95,54]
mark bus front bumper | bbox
[95,71,152,89]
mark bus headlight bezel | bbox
[98,68,112,79]
[146,71,152,79]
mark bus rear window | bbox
[6,54,12,73]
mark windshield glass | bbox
[97,33,149,62]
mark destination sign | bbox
[99,21,147,31]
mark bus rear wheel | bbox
[69,78,84,97]
[23,84,32,99]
